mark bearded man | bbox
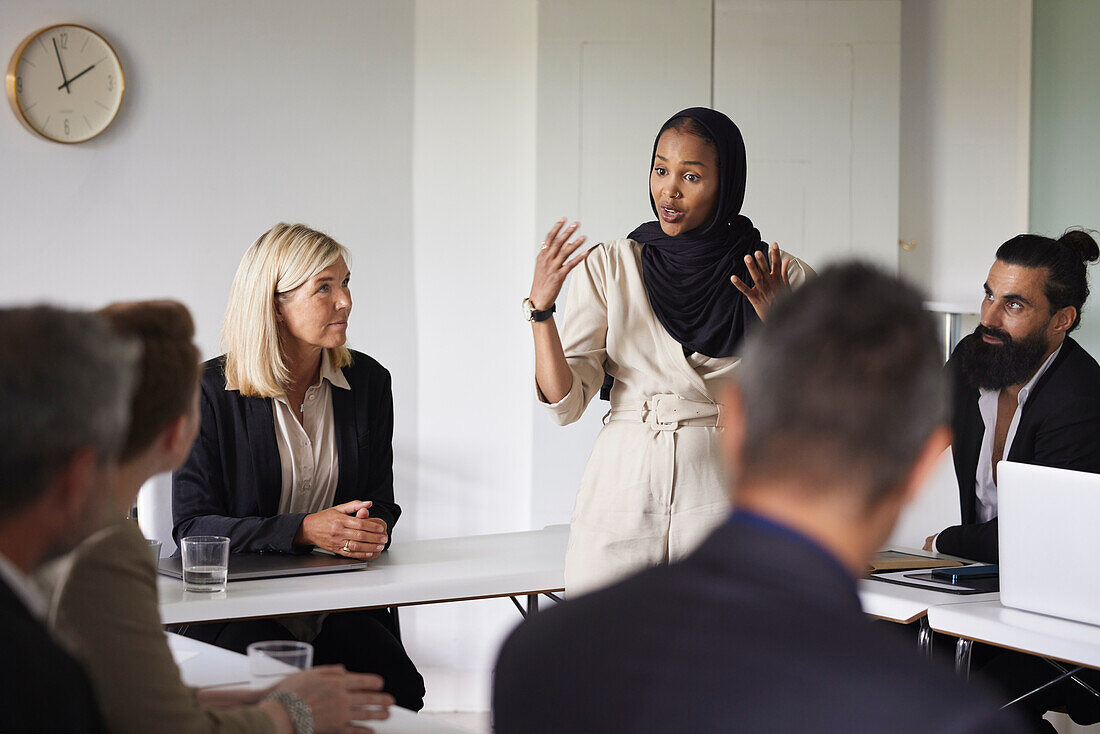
[926,230,1100,563]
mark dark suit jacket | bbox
[172,351,401,553]
[0,574,103,733]
[493,512,1025,734]
[939,336,1100,562]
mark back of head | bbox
[0,306,138,522]
[98,300,200,461]
[222,222,352,396]
[736,263,945,505]
[995,229,1099,332]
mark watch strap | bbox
[530,302,556,322]
[265,690,314,734]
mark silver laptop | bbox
[998,461,1100,626]
[158,551,368,581]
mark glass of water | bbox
[147,539,162,564]
[247,641,314,679]
[181,535,230,593]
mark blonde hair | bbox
[222,223,352,397]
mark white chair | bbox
[136,471,176,556]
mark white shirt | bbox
[271,350,350,515]
[0,550,48,619]
[972,344,1063,522]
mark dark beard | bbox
[956,325,1050,391]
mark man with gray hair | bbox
[0,306,137,733]
[493,263,1027,733]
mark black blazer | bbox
[0,576,104,733]
[493,514,1025,734]
[939,336,1100,562]
[172,351,401,553]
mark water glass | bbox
[247,641,314,679]
[147,539,162,564]
[181,535,230,593]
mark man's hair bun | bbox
[1058,229,1100,264]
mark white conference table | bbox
[927,601,1100,684]
[160,529,986,633]
[168,633,472,733]
[858,577,998,625]
[160,525,569,625]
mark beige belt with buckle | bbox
[605,393,723,431]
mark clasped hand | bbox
[295,500,388,560]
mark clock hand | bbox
[53,37,71,95]
[58,64,96,90]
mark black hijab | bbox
[629,107,767,359]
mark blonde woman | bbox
[173,223,424,711]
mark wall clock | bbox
[5,24,124,144]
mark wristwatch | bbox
[523,298,556,323]
[264,690,314,734]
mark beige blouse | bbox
[43,517,274,734]
[542,238,813,594]
[268,350,351,641]
[270,350,349,515]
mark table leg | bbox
[510,593,554,619]
[1044,659,1100,699]
[917,617,933,660]
[955,638,972,679]
[1004,664,1089,710]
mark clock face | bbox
[6,25,124,144]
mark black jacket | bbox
[939,336,1100,562]
[172,351,401,553]
[493,513,1025,734]
[0,576,104,733]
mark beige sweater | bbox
[43,517,274,734]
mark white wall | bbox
[1030,0,1100,361]
[407,0,538,710]
[897,0,1032,307]
[0,0,417,367]
[714,0,901,272]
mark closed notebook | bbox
[868,550,964,573]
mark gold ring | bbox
[342,540,351,553]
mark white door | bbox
[713,0,902,272]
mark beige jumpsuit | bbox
[542,239,812,594]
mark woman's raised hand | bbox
[529,219,590,311]
[730,242,793,321]
[294,500,389,560]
